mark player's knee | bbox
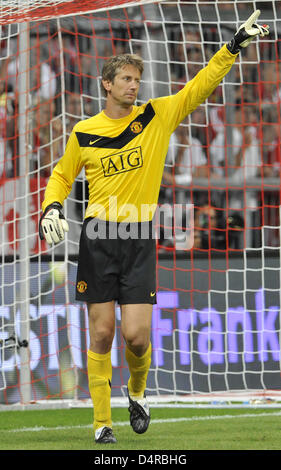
[90,326,115,352]
[123,329,150,357]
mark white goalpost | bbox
[1,0,281,410]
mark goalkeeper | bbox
[39,11,268,444]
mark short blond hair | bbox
[101,53,144,97]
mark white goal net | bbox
[1,0,281,408]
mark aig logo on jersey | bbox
[101,146,143,177]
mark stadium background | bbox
[0,0,281,406]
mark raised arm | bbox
[152,10,269,133]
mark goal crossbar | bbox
[0,0,161,24]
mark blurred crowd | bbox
[160,23,281,250]
[0,9,280,250]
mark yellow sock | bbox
[125,343,151,399]
[87,349,112,432]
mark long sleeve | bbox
[151,44,238,134]
[42,127,84,211]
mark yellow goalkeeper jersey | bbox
[42,45,237,222]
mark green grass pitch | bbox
[0,406,280,450]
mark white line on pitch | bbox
[1,410,281,433]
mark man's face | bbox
[103,65,141,107]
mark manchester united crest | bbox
[130,121,143,134]
[77,280,87,293]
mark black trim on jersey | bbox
[75,102,155,149]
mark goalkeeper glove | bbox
[227,9,269,55]
[39,202,69,245]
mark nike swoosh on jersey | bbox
[75,102,155,150]
[89,138,102,145]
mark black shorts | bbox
[75,218,157,305]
